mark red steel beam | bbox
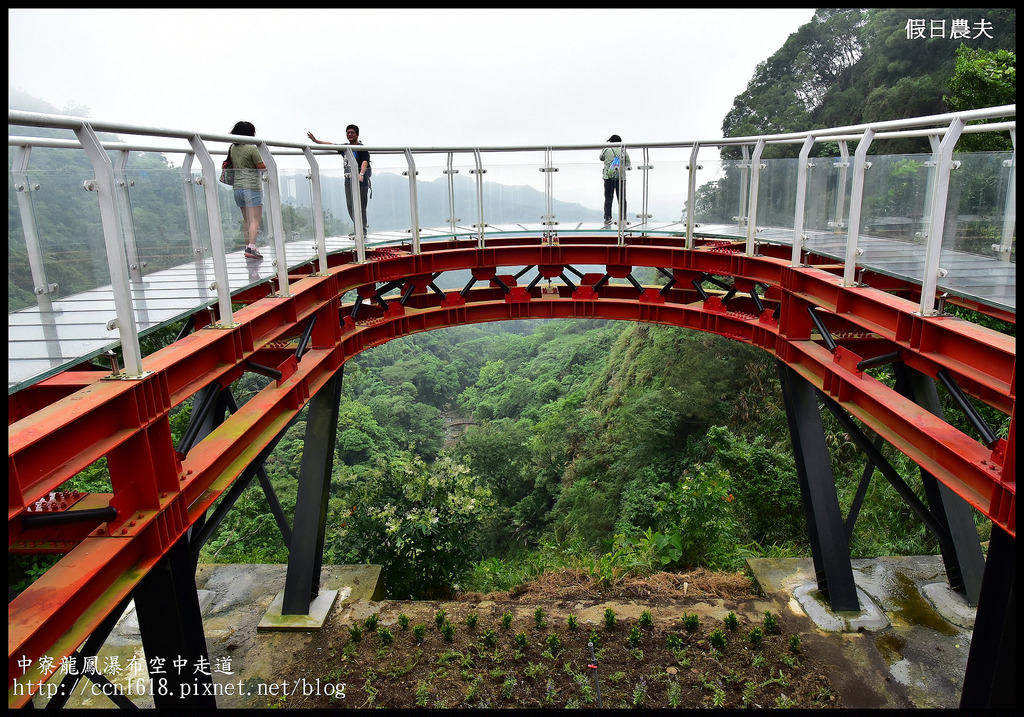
[8,239,1015,705]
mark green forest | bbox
[10,8,1015,599]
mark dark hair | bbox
[346,124,360,135]
[607,134,622,143]
[231,121,256,137]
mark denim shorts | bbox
[233,188,263,208]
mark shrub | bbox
[413,624,427,643]
[763,610,780,635]
[588,629,600,650]
[377,626,394,646]
[397,613,410,630]
[434,609,447,629]
[748,626,764,648]
[534,607,545,629]
[440,621,455,642]
[627,626,643,648]
[666,633,684,651]
[723,611,740,631]
[639,610,654,628]
[349,624,362,642]
[501,611,513,629]
[709,627,727,650]
[515,632,528,649]
[364,614,379,631]
[335,454,494,598]
[567,614,578,631]
[546,633,562,654]
[789,634,801,653]
[604,607,617,629]
[466,612,478,628]
[683,613,699,632]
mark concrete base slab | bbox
[921,582,976,629]
[794,582,890,632]
[257,589,339,632]
[115,590,215,637]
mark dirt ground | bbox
[274,569,875,710]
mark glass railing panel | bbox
[687,159,747,236]
[940,150,1015,310]
[410,152,478,242]
[636,148,692,230]
[802,155,852,262]
[754,157,798,244]
[8,159,111,312]
[857,153,933,283]
[544,149,607,231]
[276,168,317,245]
[476,150,547,230]
[122,162,202,275]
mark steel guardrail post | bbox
[405,149,421,253]
[257,140,290,295]
[472,148,486,248]
[997,128,1015,263]
[343,146,366,263]
[11,145,55,313]
[188,134,234,326]
[745,139,766,255]
[791,135,816,266]
[919,117,965,315]
[686,143,700,249]
[74,120,145,377]
[843,128,875,286]
[301,146,329,274]
[180,153,205,261]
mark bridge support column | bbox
[960,524,1015,709]
[134,536,216,708]
[894,364,985,605]
[777,360,859,611]
[282,368,344,615]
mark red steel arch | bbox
[7,235,1015,704]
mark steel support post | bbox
[113,149,144,282]
[745,139,766,255]
[777,360,860,611]
[179,154,205,260]
[843,129,875,286]
[133,536,216,709]
[282,368,344,615]
[11,146,55,314]
[74,121,145,377]
[187,134,234,326]
[301,147,330,274]
[405,149,422,253]
[685,143,700,249]
[960,524,1015,709]
[791,136,816,266]
[257,141,291,295]
[894,364,984,605]
[472,149,486,248]
[919,118,965,315]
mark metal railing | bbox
[8,106,1016,386]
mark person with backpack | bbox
[600,134,631,227]
[307,124,371,236]
[226,121,267,260]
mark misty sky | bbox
[9,9,817,151]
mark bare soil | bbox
[285,569,850,709]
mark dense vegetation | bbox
[10,9,1015,599]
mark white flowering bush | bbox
[336,452,494,598]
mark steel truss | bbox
[8,237,1015,709]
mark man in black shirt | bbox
[307,124,371,235]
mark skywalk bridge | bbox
[7,106,1016,709]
